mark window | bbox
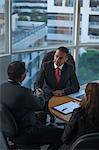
[65,0,74,7]
[77,48,99,85]
[0,0,99,88]
[90,0,99,7]
[12,0,75,51]
[48,13,73,21]
[0,0,99,54]
[80,0,99,43]
[0,0,9,55]
[54,0,62,6]
[65,0,83,7]
[88,15,99,36]
[12,0,47,51]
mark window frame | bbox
[0,0,99,64]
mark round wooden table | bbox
[48,95,80,123]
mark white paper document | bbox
[53,101,80,115]
[68,89,85,101]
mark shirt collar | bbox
[54,63,63,70]
[8,79,20,84]
[8,79,13,82]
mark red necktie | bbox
[55,67,60,84]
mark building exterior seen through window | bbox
[11,0,99,51]
[0,0,5,54]
[0,0,99,53]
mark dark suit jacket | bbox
[0,81,45,130]
[62,107,99,145]
[35,61,80,100]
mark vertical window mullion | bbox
[72,0,81,72]
[9,0,12,55]
[5,0,9,54]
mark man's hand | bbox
[36,88,43,96]
[52,90,64,96]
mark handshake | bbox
[36,88,43,97]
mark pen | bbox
[62,108,67,111]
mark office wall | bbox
[0,56,11,84]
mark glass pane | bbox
[80,0,99,43]
[11,47,73,89]
[0,0,7,54]
[11,50,45,89]
[54,0,62,6]
[65,0,74,7]
[12,0,74,51]
[77,48,99,85]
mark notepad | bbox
[53,101,80,115]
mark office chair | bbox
[0,131,9,150]
[71,132,99,150]
[0,103,40,150]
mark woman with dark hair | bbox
[53,82,99,150]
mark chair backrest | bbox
[0,104,40,149]
[42,51,55,64]
[42,51,76,71]
[0,131,9,150]
[0,104,18,138]
[71,132,99,150]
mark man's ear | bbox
[21,72,26,82]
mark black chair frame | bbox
[0,103,40,150]
[71,132,99,150]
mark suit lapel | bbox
[51,62,58,85]
[60,64,66,84]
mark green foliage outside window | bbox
[77,50,99,85]
[18,16,28,21]
[31,10,47,23]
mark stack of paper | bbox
[68,89,85,101]
[53,101,80,115]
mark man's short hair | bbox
[7,61,25,81]
[57,46,69,54]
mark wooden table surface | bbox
[48,95,80,123]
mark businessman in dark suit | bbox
[35,46,80,123]
[0,61,63,147]
[35,47,80,99]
